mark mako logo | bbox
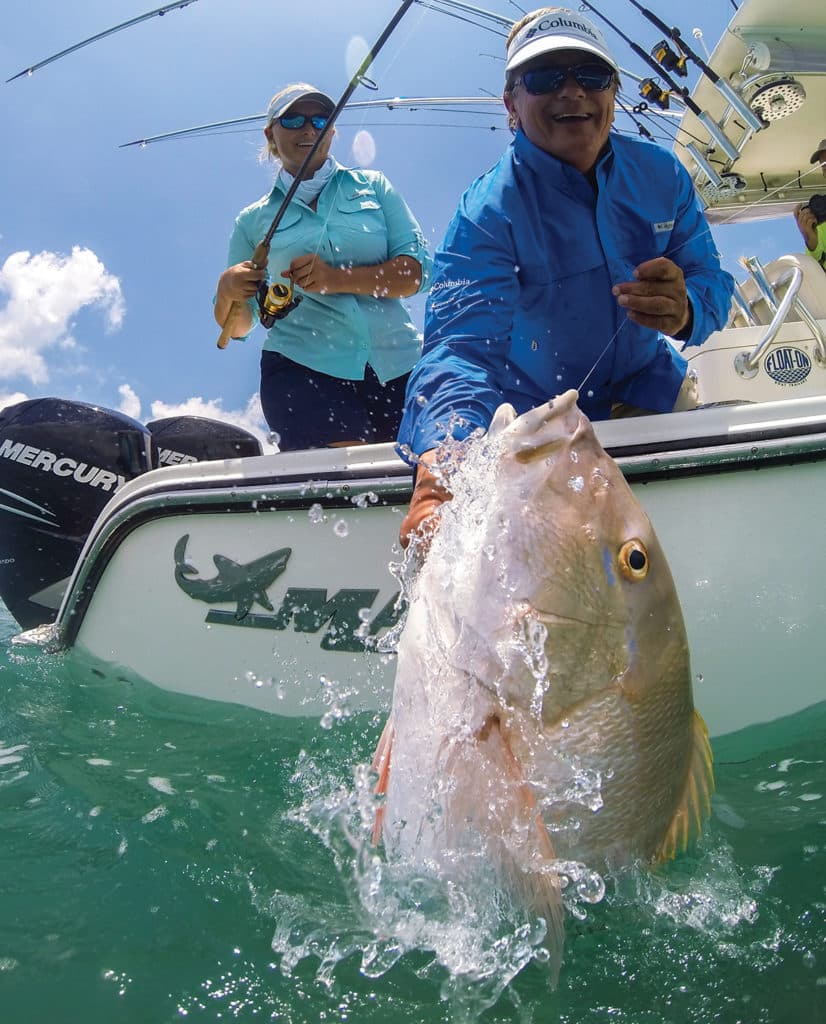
[763,347,812,386]
[0,439,125,492]
[173,536,401,652]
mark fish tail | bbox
[444,715,566,985]
[371,718,394,847]
[656,709,715,862]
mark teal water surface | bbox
[1,602,824,1023]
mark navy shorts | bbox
[259,350,409,452]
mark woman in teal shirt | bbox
[214,82,432,451]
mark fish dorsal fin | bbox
[213,554,239,573]
[655,709,715,862]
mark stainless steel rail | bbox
[735,257,826,376]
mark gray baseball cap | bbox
[810,138,826,164]
[266,85,335,125]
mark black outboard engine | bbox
[146,416,262,467]
[0,398,152,630]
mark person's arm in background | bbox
[795,203,821,255]
[282,172,433,299]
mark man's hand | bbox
[794,203,819,250]
[400,450,452,550]
[283,254,341,294]
[612,257,691,338]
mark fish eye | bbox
[618,539,648,580]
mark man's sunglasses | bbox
[277,113,330,131]
[517,63,615,94]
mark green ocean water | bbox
[1,600,824,1024]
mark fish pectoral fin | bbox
[445,716,565,985]
[655,709,715,862]
[371,718,394,847]
[234,596,253,621]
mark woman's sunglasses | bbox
[277,113,330,131]
[517,63,615,95]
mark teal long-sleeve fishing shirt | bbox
[398,130,734,456]
[227,164,432,383]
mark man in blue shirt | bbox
[398,7,733,543]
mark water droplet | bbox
[696,672,704,683]
[267,430,281,449]
[333,519,349,538]
[567,475,585,493]
[308,503,326,524]
[416,393,427,406]
[577,871,606,904]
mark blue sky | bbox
[0,0,805,441]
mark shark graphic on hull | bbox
[173,534,292,620]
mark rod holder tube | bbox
[714,78,766,133]
[698,111,741,163]
[686,143,723,189]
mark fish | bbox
[372,390,713,980]
[173,534,291,620]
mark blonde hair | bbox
[506,5,561,49]
[258,82,326,163]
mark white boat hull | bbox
[23,396,824,740]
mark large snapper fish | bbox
[372,390,713,976]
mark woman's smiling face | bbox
[265,100,335,178]
[504,48,616,174]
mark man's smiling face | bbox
[504,48,616,174]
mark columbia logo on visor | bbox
[525,17,599,41]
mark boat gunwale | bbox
[54,413,826,650]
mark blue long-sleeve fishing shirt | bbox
[398,130,734,456]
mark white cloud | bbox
[117,383,142,421]
[146,392,273,447]
[0,391,29,413]
[0,246,124,385]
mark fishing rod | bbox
[576,0,743,167]
[622,0,764,133]
[216,0,418,349]
[121,92,680,149]
[414,0,512,34]
[6,0,201,82]
[120,97,505,148]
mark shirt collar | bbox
[513,128,615,190]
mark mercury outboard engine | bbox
[146,416,262,467]
[0,398,152,630]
